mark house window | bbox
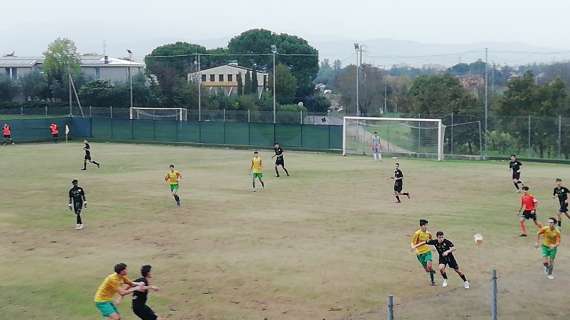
[210,74,215,82]
[201,74,206,82]
[95,67,101,79]
[219,74,224,82]
[228,74,233,82]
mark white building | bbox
[0,54,144,83]
[188,63,269,97]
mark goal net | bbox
[343,116,445,160]
[130,107,188,121]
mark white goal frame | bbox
[342,116,444,161]
[129,107,188,121]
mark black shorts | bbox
[133,304,157,320]
[84,153,91,161]
[73,201,83,214]
[3,134,11,139]
[512,172,521,180]
[439,255,459,269]
[52,133,59,138]
[275,158,284,166]
[559,201,568,213]
[394,182,403,193]
[522,210,536,221]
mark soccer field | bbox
[1,143,569,320]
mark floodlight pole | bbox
[484,47,489,158]
[127,49,134,109]
[68,65,72,116]
[197,53,202,122]
[354,43,360,116]
[272,45,277,124]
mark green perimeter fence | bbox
[0,117,342,151]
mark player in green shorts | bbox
[250,151,265,191]
[164,165,182,206]
[410,219,436,285]
[536,217,561,280]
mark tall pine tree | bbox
[244,71,252,95]
[251,66,258,97]
[237,73,243,95]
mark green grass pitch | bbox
[1,142,569,319]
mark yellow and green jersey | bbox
[165,170,181,185]
[538,226,560,246]
[251,156,262,173]
[94,273,133,302]
[411,229,432,255]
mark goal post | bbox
[343,116,445,161]
[129,107,188,121]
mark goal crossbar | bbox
[342,116,444,161]
[130,107,188,121]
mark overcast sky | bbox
[2,0,569,60]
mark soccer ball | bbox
[474,233,484,245]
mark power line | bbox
[145,52,318,59]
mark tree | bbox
[251,66,258,96]
[228,29,318,100]
[43,38,81,100]
[269,64,297,104]
[334,64,389,115]
[408,74,478,115]
[0,76,19,101]
[244,71,252,95]
[20,71,49,100]
[145,42,206,106]
[237,73,244,96]
[79,80,119,108]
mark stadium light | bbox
[127,49,133,109]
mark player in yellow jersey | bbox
[410,219,436,285]
[164,164,182,206]
[250,151,265,191]
[536,217,561,280]
[94,263,144,320]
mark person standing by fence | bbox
[371,131,382,160]
[2,123,13,145]
[49,123,59,143]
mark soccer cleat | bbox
[519,234,527,237]
[464,281,470,289]
[544,266,549,275]
[547,275,555,280]
[75,224,81,230]
[81,168,86,171]
[442,280,448,288]
[406,193,411,199]
[78,224,84,230]
[176,200,181,207]
[430,281,436,286]
[97,163,101,168]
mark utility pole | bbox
[384,83,388,114]
[272,45,277,123]
[354,43,360,116]
[127,50,134,109]
[197,53,202,121]
[484,48,489,158]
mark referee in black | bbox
[82,139,101,170]
[132,265,161,320]
[272,143,290,177]
[68,179,86,230]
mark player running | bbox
[553,178,569,228]
[132,265,161,320]
[164,165,181,207]
[94,263,144,320]
[272,143,290,177]
[410,219,436,286]
[535,217,561,280]
[82,139,101,170]
[2,123,13,145]
[518,186,541,237]
[250,151,265,191]
[68,179,87,230]
[509,154,523,192]
[391,162,410,203]
[371,131,382,160]
[413,231,470,289]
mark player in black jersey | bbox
[509,154,523,192]
[414,231,470,289]
[82,139,101,170]
[390,162,410,203]
[272,143,290,177]
[68,179,87,230]
[132,265,161,320]
[553,178,569,228]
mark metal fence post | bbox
[223,109,226,122]
[450,112,454,155]
[387,295,394,320]
[20,106,24,115]
[300,110,303,124]
[110,106,113,119]
[248,110,251,123]
[527,115,531,157]
[45,106,48,117]
[491,269,498,320]
[89,106,92,118]
[558,115,562,159]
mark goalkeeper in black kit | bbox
[68,179,87,230]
